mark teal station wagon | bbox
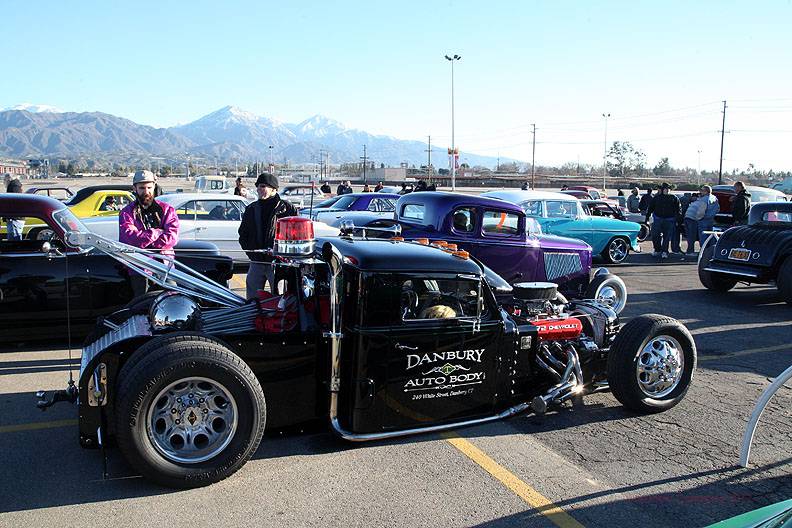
[483,190,641,264]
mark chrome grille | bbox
[544,252,583,281]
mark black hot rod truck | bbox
[37,216,696,488]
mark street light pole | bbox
[601,113,611,192]
[445,54,461,191]
[697,149,702,186]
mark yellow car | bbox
[65,185,135,218]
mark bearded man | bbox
[119,170,180,295]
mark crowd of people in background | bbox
[638,181,749,260]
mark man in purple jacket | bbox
[119,170,179,295]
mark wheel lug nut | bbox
[203,409,208,414]
[189,393,194,398]
[171,408,177,414]
[199,398,205,403]
[175,419,181,425]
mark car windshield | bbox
[751,189,786,202]
[313,196,342,209]
[329,195,357,209]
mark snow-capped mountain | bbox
[172,105,296,153]
[0,104,513,167]
[3,103,64,113]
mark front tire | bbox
[607,314,696,413]
[115,339,266,488]
[585,273,627,314]
[698,245,737,292]
[776,257,792,305]
[602,237,630,264]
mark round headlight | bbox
[149,292,201,332]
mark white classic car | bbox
[80,193,339,265]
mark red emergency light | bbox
[275,217,315,256]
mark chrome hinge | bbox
[88,363,108,407]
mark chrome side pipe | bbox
[66,232,246,307]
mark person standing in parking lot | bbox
[646,183,680,259]
[336,180,353,195]
[627,187,641,213]
[3,178,24,240]
[238,173,298,298]
[731,181,751,225]
[638,188,653,214]
[374,181,384,192]
[119,170,180,295]
[697,185,719,247]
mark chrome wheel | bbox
[147,377,238,464]
[608,238,629,263]
[636,336,684,398]
[596,283,626,313]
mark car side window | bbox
[400,277,485,321]
[546,201,577,219]
[521,200,542,217]
[451,207,475,233]
[482,210,519,235]
[368,198,395,212]
[177,201,198,220]
[402,204,425,221]
[113,194,131,209]
[196,200,234,220]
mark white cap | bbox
[132,169,157,185]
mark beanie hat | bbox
[255,173,279,189]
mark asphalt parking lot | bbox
[1,242,790,528]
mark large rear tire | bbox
[698,245,737,292]
[115,339,266,488]
[776,257,792,305]
[607,314,696,413]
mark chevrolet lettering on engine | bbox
[37,215,698,489]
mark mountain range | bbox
[0,104,514,168]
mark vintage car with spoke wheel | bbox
[698,201,792,303]
[37,216,696,488]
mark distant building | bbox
[371,167,406,182]
[0,158,30,178]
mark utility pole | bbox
[425,136,432,180]
[360,144,368,184]
[602,113,611,192]
[530,123,537,189]
[718,100,727,185]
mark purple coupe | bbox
[358,192,628,312]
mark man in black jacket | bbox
[638,188,653,214]
[731,181,751,225]
[646,183,680,259]
[238,173,298,298]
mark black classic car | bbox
[39,216,697,488]
[0,195,234,343]
[698,201,792,303]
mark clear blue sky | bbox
[5,0,792,171]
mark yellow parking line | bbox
[0,419,78,434]
[442,432,585,528]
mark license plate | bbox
[728,248,751,261]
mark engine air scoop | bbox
[513,282,558,301]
